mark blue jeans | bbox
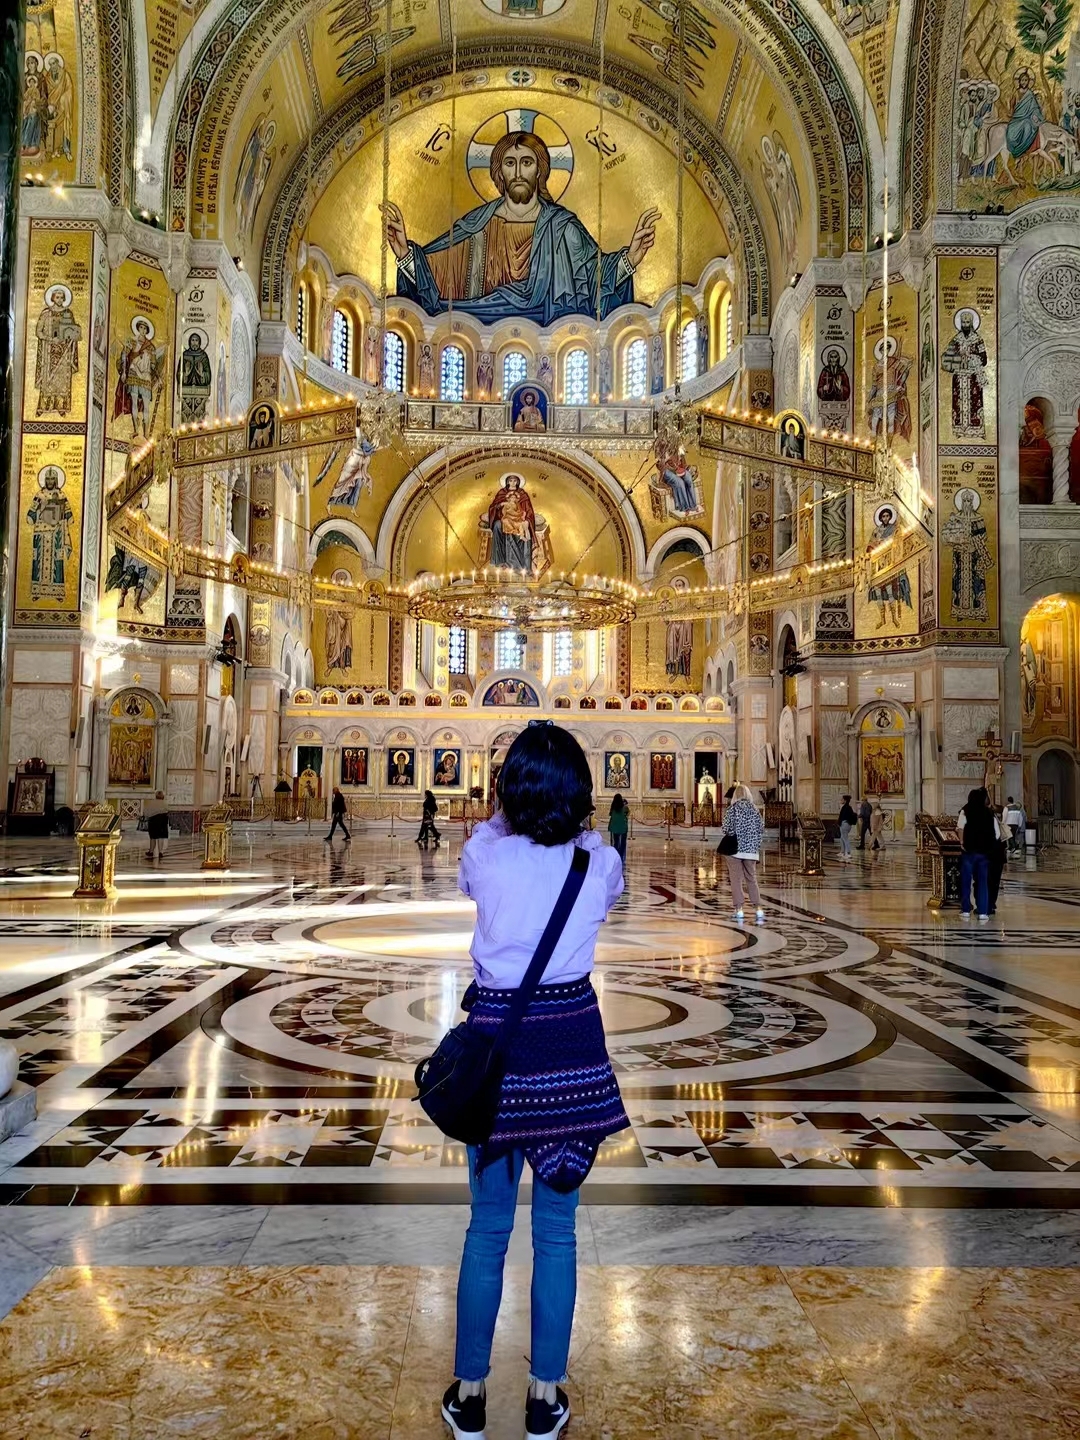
[455,1146,579,1385]
[610,831,627,863]
[960,851,989,915]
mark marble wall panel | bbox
[167,773,195,806]
[168,698,198,770]
[170,664,200,695]
[248,714,267,773]
[11,651,73,683]
[752,694,768,718]
[819,710,850,781]
[858,673,914,704]
[942,701,1000,779]
[116,660,161,693]
[819,782,848,816]
[819,676,848,705]
[943,667,998,699]
[751,722,768,782]
[8,687,72,767]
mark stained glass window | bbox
[440,344,466,402]
[383,330,405,392]
[565,347,589,405]
[623,337,647,399]
[495,630,527,670]
[502,350,528,393]
[554,629,573,677]
[448,625,467,676]
[680,319,699,383]
[330,310,350,372]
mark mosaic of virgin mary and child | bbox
[477,474,554,579]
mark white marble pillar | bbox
[1050,425,1074,505]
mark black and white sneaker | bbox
[442,1381,487,1438]
[525,1385,571,1438]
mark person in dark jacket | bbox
[417,789,441,848]
[325,786,351,843]
[857,796,873,849]
[838,795,856,860]
[145,792,169,859]
[607,793,629,862]
[957,787,1001,920]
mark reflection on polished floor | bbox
[2,829,1080,1436]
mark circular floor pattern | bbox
[218,966,877,1087]
[186,899,877,979]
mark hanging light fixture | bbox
[408,569,638,632]
[358,0,405,450]
[652,0,699,465]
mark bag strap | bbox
[491,845,590,1059]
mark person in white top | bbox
[1003,796,1025,854]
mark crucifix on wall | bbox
[957,727,1022,800]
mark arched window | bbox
[623,337,647,399]
[495,630,527,670]
[553,628,573,677]
[448,625,468,676]
[330,309,350,373]
[295,285,307,348]
[440,344,466,402]
[680,319,699,383]
[502,350,528,393]
[382,330,405,392]
[565,347,590,405]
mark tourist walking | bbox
[870,802,887,851]
[607,794,629,863]
[325,786,351,843]
[439,722,626,1440]
[838,795,856,860]
[718,783,765,922]
[857,796,873,850]
[417,789,441,849]
[957,787,1003,921]
[144,792,169,860]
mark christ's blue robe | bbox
[1007,90,1043,158]
[396,198,634,325]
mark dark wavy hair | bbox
[497,722,593,845]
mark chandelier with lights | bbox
[407,568,638,632]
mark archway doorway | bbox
[1020,595,1080,821]
[1037,749,1077,821]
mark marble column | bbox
[0,1,25,769]
[1049,425,1074,505]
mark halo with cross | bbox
[467,108,574,203]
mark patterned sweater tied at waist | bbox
[463,974,629,1191]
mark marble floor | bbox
[2,826,1080,1436]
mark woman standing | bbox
[441,723,626,1440]
[607,793,629,863]
[957,787,1001,920]
[417,789,441,849]
[870,803,887,852]
[719,783,765,923]
[838,795,856,861]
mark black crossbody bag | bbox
[414,846,590,1146]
